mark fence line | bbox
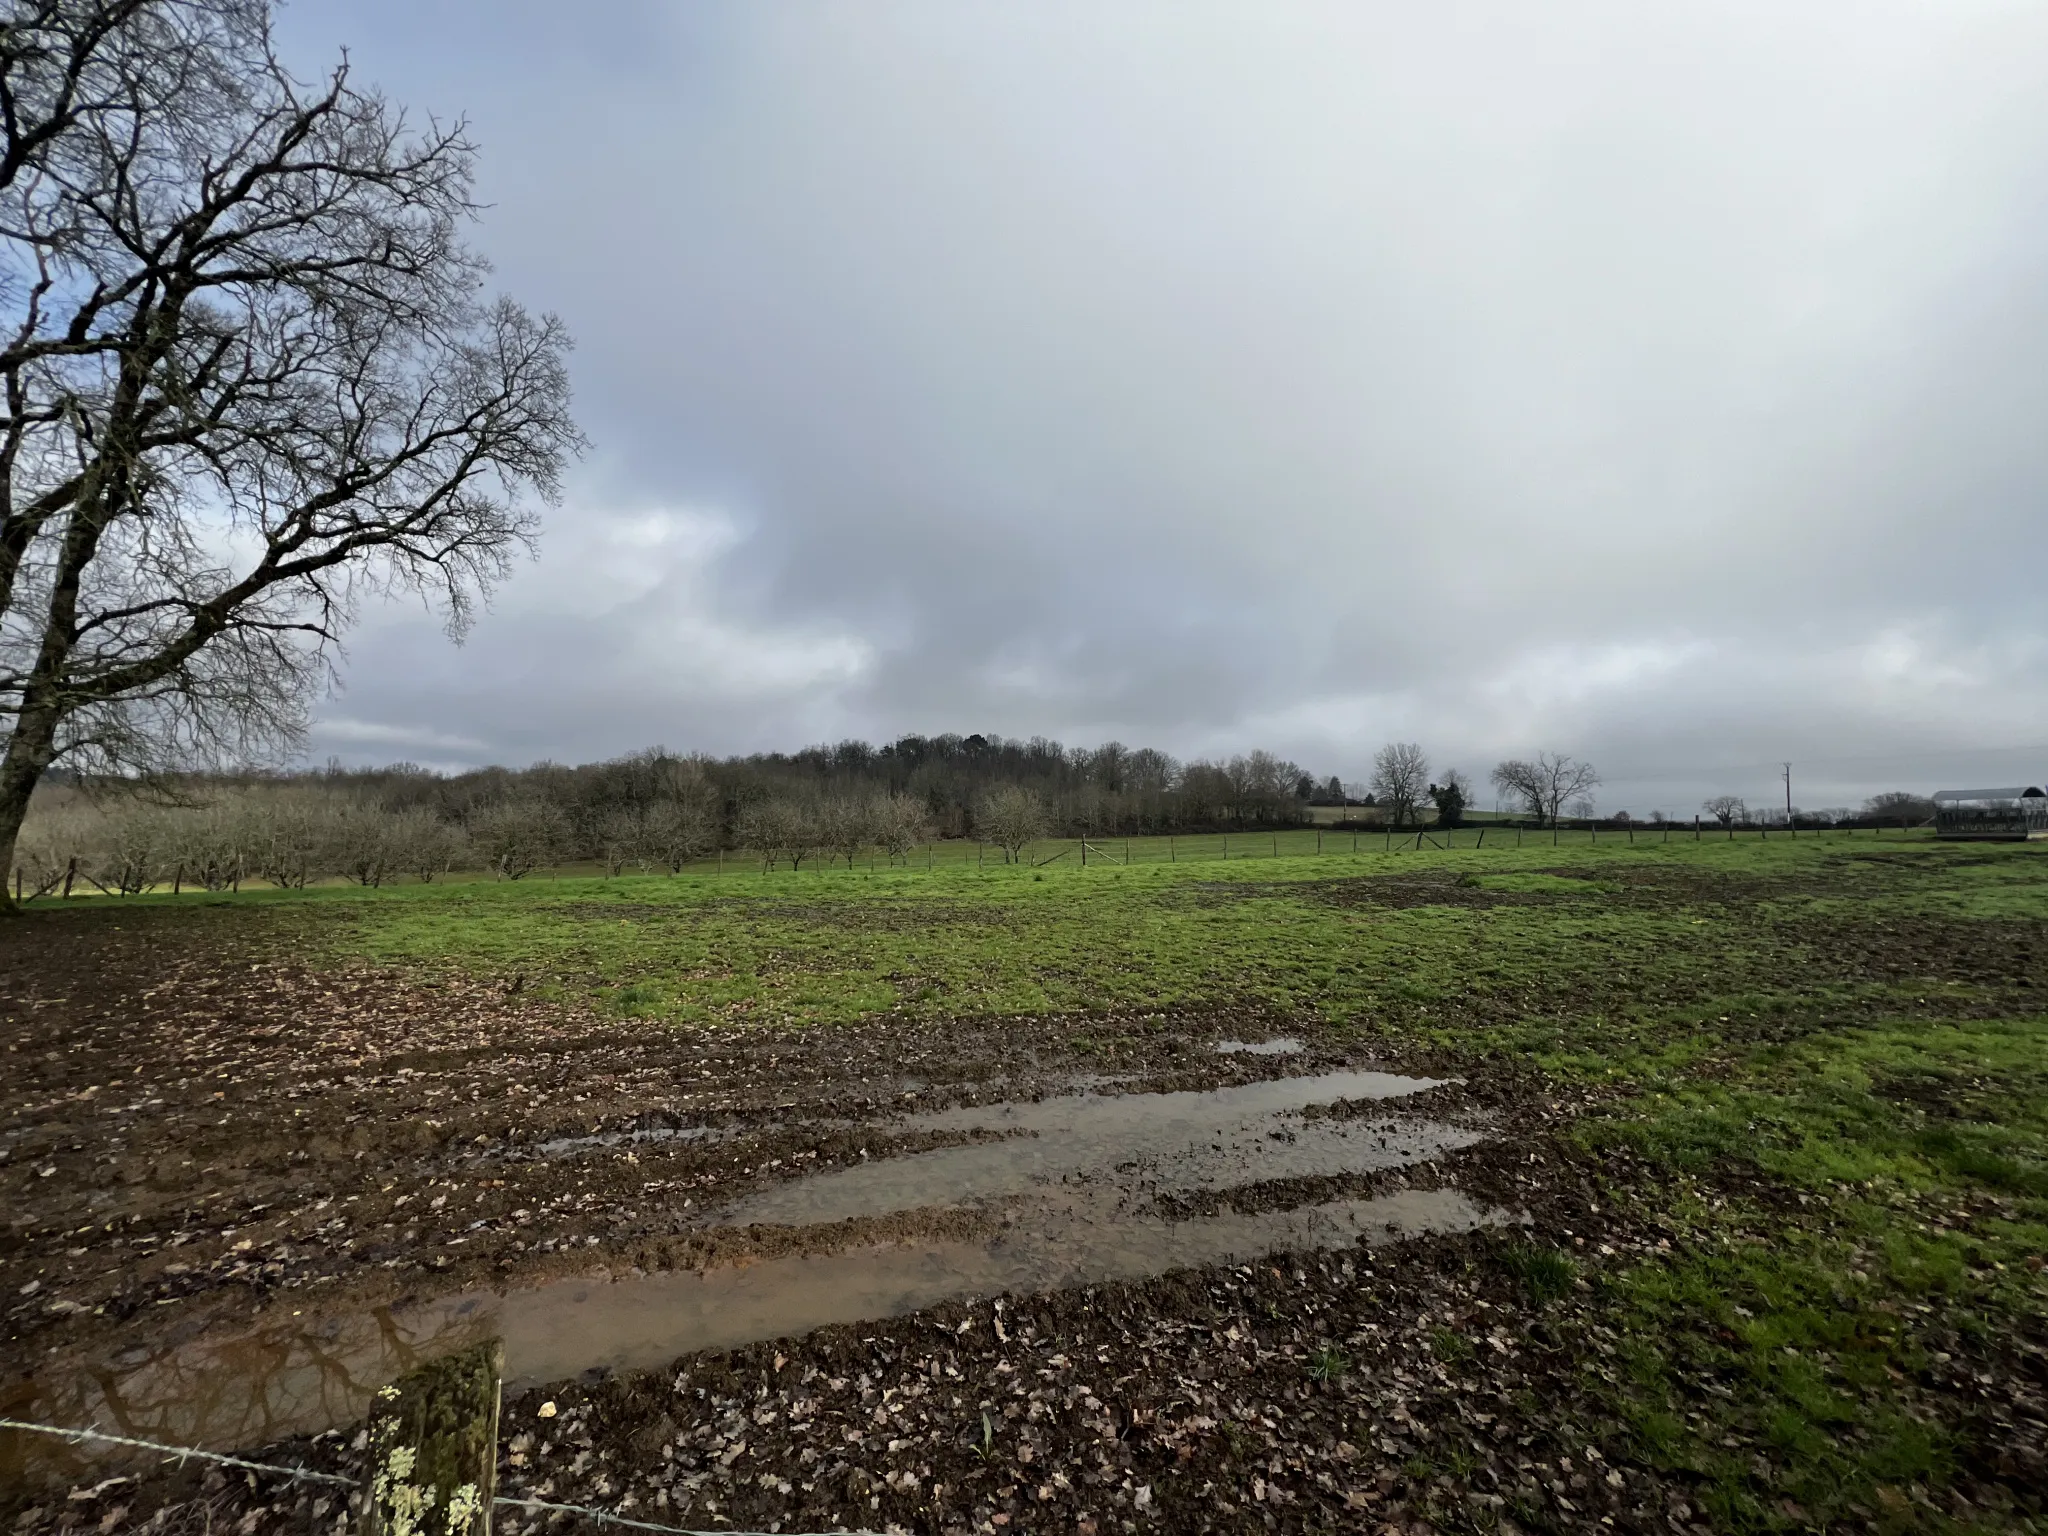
[0,1418,881,1536]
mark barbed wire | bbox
[0,1419,882,1536]
[0,1419,354,1489]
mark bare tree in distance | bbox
[820,794,877,871]
[978,784,1049,863]
[331,796,402,886]
[1491,754,1601,827]
[740,798,827,872]
[1369,743,1430,829]
[1702,795,1746,827]
[394,806,462,883]
[875,795,930,864]
[637,798,718,874]
[593,807,643,879]
[0,0,583,911]
[470,798,565,880]
[240,788,324,889]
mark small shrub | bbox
[607,981,667,1018]
[1502,1242,1578,1303]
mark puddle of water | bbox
[720,1069,1467,1227]
[1215,1037,1305,1055]
[4,1068,1496,1482]
[511,1123,724,1160]
[3,1188,1499,1482]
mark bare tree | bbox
[977,784,1047,863]
[740,797,823,872]
[238,788,325,888]
[1701,795,1746,827]
[1491,754,1601,826]
[1370,743,1430,829]
[330,797,401,886]
[593,806,643,879]
[470,797,564,880]
[637,797,717,875]
[819,794,876,870]
[167,794,248,890]
[84,797,169,893]
[0,0,582,911]
[392,805,461,883]
[874,795,930,864]
[1224,750,1301,826]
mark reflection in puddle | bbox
[1215,1037,1305,1055]
[722,1070,1470,1227]
[6,1068,1499,1482]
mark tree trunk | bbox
[0,694,62,916]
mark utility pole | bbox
[1783,762,1793,821]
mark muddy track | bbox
[3,907,1506,1451]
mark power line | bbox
[1603,740,2048,781]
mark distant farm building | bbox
[1933,787,2048,841]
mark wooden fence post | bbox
[361,1340,502,1536]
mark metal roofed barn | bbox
[1933,787,2048,841]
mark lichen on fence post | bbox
[360,1339,502,1536]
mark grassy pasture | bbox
[324,833,2048,1528]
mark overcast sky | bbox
[277,0,2048,814]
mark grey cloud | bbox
[284,0,2048,807]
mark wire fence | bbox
[0,1418,880,1536]
[649,819,1926,877]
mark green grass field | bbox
[29,831,2044,1530]
[339,834,2048,1528]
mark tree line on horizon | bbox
[11,733,1945,899]
[12,735,1333,895]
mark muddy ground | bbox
[3,885,2045,1534]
